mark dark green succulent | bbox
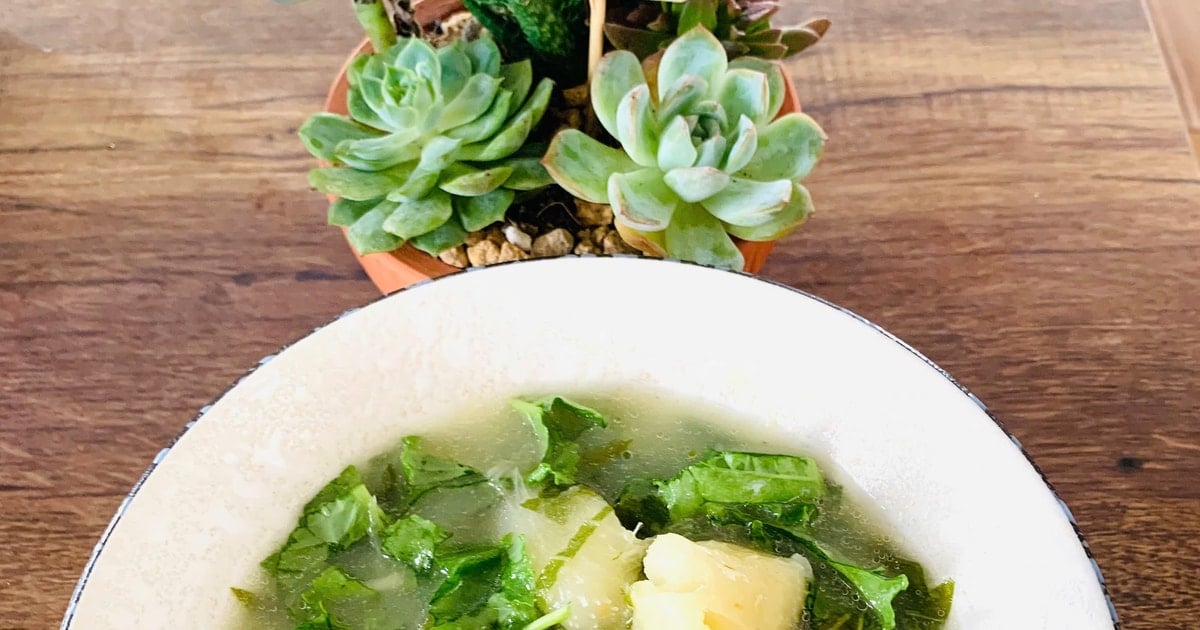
[461,0,590,83]
[300,34,555,256]
[606,0,829,61]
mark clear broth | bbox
[232,388,912,629]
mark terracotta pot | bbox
[321,25,802,294]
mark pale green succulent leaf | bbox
[377,38,409,66]
[722,115,758,174]
[663,202,744,270]
[347,86,390,132]
[446,88,511,143]
[657,76,708,125]
[691,100,728,132]
[327,197,381,228]
[357,76,392,125]
[658,27,729,98]
[724,183,813,241]
[436,43,473,100]
[379,66,411,110]
[455,113,532,162]
[616,84,660,167]
[393,136,463,198]
[365,82,420,133]
[701,177,792,227]
[438,163,514,196]
[493,157,554,191]
[395,38,440,84]
[465,35,502,77]
[437,74,501,132]
[609,169,679,232]
[299,113,382,162]
[347,200,403,254]
[455,78,553,162]
[542,129,639,204]
[308,165,411,201]
[729,56,786,121]
[445,90,512,143]
[718,68,770,128]
[592,51,647,139]
[498,60,534,117]
[361,55,388,84]
[694,136,728,169]
[510,77,555,123]
[346,54,370,88]
[663,166,731,202]
[409,218,468,256]
[741,113,825,181]
[382,188,455,239]
[657,116,699,171]
[455,188,515,232]
[379,64,437,121]
[333,129,423,171]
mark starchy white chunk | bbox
[631,533,811,630]
[495,486,646,630]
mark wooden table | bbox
[2,0,1198,626]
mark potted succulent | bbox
[302,0,828,293]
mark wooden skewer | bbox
[588,0,606,81]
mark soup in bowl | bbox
[62,257,1116,630]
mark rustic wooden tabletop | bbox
[2,0,1198,627]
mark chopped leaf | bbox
[428,546,506,625]
[400,436,486,491]
[511,397,607,486]
[613,478,671,535]
[888,557,956,628]
[302,467,386,548]
[229,587,258,607]
[261,525,331,592]
[827,561,910,630]
[297,566,379,628]
[487,534,540,628]
[656,450,826,520]
[375,436,491,518]
[303,466,366,511]
[380,514,451,573]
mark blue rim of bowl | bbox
[61,255,1120,629]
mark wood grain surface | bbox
[2,0,1198,628]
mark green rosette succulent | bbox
[300,34,555,256]
[542,27,825,270]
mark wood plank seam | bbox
[1144,0,1200,170]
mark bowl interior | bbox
[64,257,1114,629]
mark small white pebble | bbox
[503,224,533,252]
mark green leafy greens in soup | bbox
[235,395,954,630]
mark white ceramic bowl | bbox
[63,257,1117,629]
